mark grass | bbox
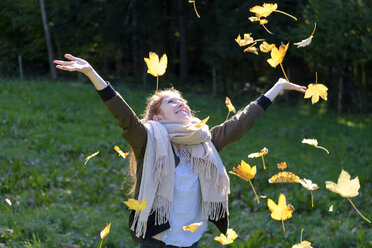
[0,79,371,247]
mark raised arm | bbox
[211,78,306,151]
[54,54,147,158]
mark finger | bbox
[53,60,74,66]
[56,65,77,71]
[64,53,79,61]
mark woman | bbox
[54,54,306,248]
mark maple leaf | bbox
[267,193,295,232]
[185,116,210,131]
[295,23,317,48]
[277,162,287,170]
[299,178,319,207]
[214,228,238,245]
[244,44,259,55]
[229,160,259,203]
[84,151,99,165]
[292,228,312,248]
[267,42,289,68]
[100,223,111,239]
[188,0,200,18]
[114,145,129,159]
[248,147,268,169]
[260,41,275,53]
[250,3,297,20]
[235,33,254,47]
[248,16,272,34]
[225,97,236,120]
[302,138,329,154]
[326,170,370,223]
[268,172,300,183]
[123,198,147,211]
[144,52,167,90]
[183,222,203,232]
[304,72,328,104]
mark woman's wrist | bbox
[85,69,107,90]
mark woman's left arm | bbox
[211,78,306,151]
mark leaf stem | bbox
[98,239,103,248]
[315,145,329,154]
[273,10,297,21]
[261,156,266,170]
[300,228,304,242]
[282,219,286,233]
[225,111,230,121]
[280,63,289,82]
[156,76,159,91]
[249,179,259,204]
[347,197,371,223]
[310,191,314,208]
[311,23,317,37]
[262,24,273,34]
[193,1,200,18]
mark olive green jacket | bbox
[98,84,271,243]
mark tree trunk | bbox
[18,55,24,80]
[178,0,188,84]
[40,0,57,79]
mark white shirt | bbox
[162,154,208,246]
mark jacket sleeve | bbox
[97,83,147,158]
[210,95,271,152]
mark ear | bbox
[153,115,162,121]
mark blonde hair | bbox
[128,88,186,195]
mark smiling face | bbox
[156,93,192,124]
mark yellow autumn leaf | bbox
[123,198,147,211]
[214,228,238,245]
[183,222,203,232]
[267,193,294,232]
[326,170,370,223]
[267,42,289,68]
[260,41,275,53]
[144,52,167,77]
[304,83,328,104]
[244,44,259,55]
[114,145,129,159]
[325,170,359,198]
[235,33,254,47]
[248,147,268,169]
[295,23,317,48]
[84,151,99,165]
[100,223,111,239]
[186,116,210,130]
[329,205,334,212]
[299,178,319,207]
[250,3,297,20]
[225,97,236,113]
[292,228,312,248]
[229,160,259,203]
[268,172,300,183]
[302,138,329,154]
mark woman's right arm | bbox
[54,54,147,157]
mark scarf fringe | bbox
[152,194,172,225]
[152,156,168,183]
[202,200,228,220]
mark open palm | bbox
[54,54,92,74]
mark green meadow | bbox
[1,80,371,247]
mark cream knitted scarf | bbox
[130,119,230,238]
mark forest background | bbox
[0,0,372,247]
[1,0,372,113]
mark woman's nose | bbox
[177,101,185,107]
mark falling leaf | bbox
[229,160,259,203]
[114,145,129,159]
[294,23,317,48]
[302,138,329,154]
[100,223,111,239]
[277,162,287,170]
[248,147,268,169]
[186,116,210,131]
[292,228,312,248]
[123,198,147,211]
[268,172,300,183]
[248,16,272,34]
[260,41,275,53]
[225,97,236,121]
[326,170,370,223]
[329,205,334,212]
[84,151,99,165]
[5,198,12,206]
[188,0,200,18]
[235,34,254,47]
[267,193,294,232]
[299,178,319,207]
[144,52,168,90]
[214,228,238,245]
[183,222,203,232]
[244,44,259,55]
[267,42,289,68]
[304,72,328,104]
[260,195,267,198]
[250,3,297,20]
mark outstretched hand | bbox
[276,78,307,93]
[54,54,93,75]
